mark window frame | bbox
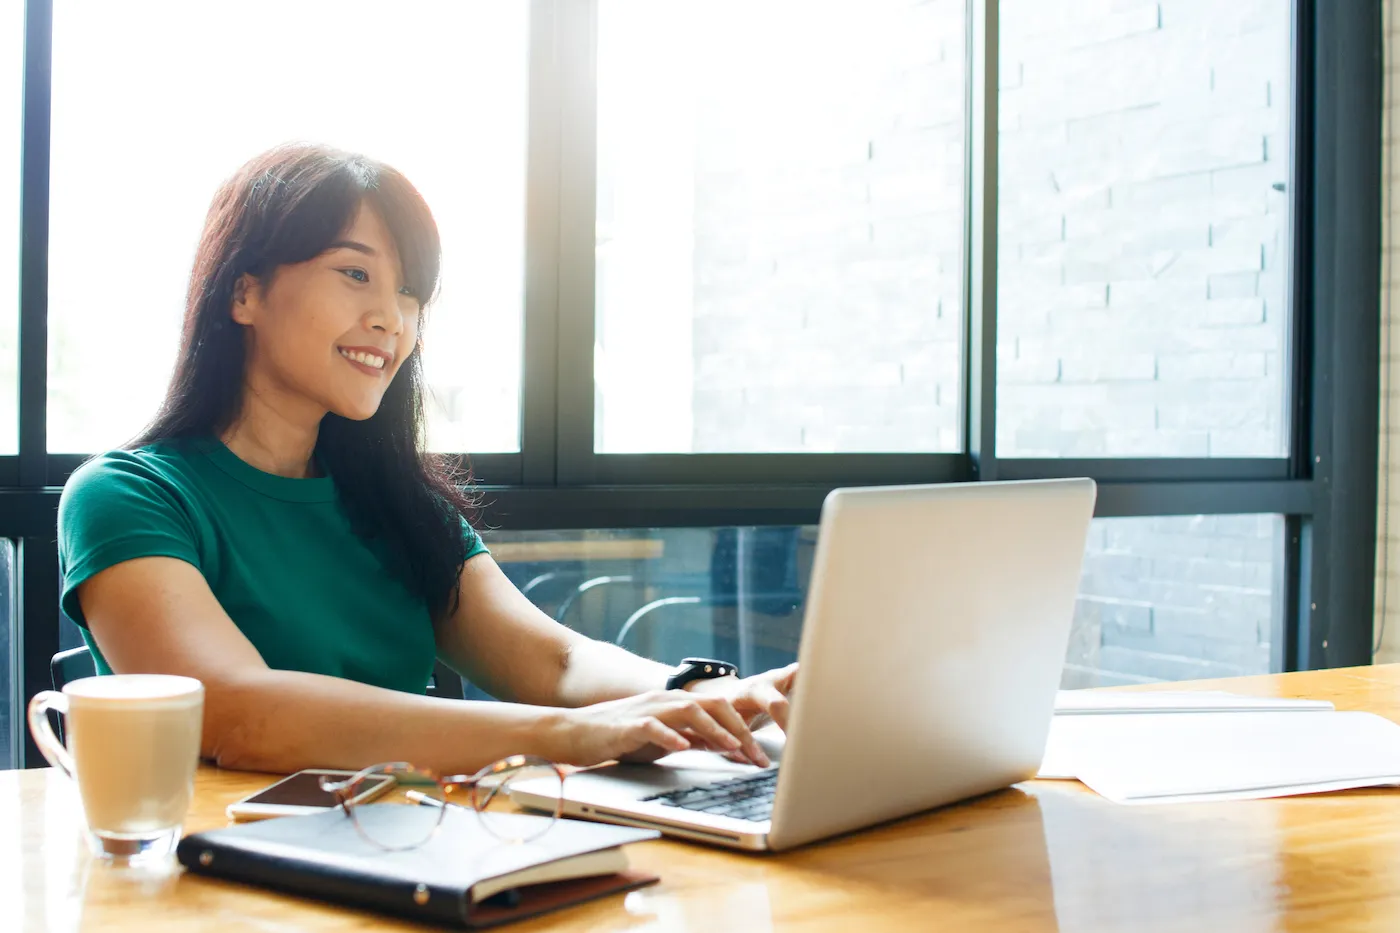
[2,0,1380,767]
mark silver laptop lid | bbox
[766,479,1095,851]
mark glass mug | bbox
[29,674,204,861]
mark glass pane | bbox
[595,1,966,453]
[485,515,1281,699]
[0,4,20,455]
[1065,514,1282,687]
[47,1,527,454]
[996,1,1291,457]
[0,540,14,768]
[480,527,814,698]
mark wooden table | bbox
[10,664,1400,931]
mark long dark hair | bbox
[136,143,475,621]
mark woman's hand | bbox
[544,688,773,768]
[684,662,799,733]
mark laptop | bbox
[510,479,1097,852]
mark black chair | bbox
[51,645,96,692]
[426,660,466,700]
[45,645,96,744]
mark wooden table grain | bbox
[10,664,1400,932]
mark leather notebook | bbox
[176,802,660,928]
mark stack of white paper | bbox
[1053,689,1334,715]
[1044,690,1336,779]
[1038,709,1400,804]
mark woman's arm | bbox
[438,555,796,756]
[434,554,675,708]
[81,555,766,773]
[80,556,564,773]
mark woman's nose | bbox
[367,288,405,335]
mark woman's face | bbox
[231,203,422,423]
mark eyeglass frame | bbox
[319,754,567,851]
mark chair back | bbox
[51,645,96,692]
[426,660,466,700]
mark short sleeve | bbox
[59,452,203,627]
[463,515,489,561]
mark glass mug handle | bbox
[27,691,77,780]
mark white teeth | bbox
[340,349,386,370]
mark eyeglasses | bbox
[319,755,566,851]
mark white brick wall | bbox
[1374,0,1400,663]
[595,0,1290,683]
[997,0,1290,459]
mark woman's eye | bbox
[341,268,369,283]
[398,284,416,298]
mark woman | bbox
[58,143,795,774]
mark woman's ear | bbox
[230,273,258,326]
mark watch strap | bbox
[665,657,738,691]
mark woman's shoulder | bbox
[62,440,206,506]
[58,440,216,604]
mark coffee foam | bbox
[65,674,204,705]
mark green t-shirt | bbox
[57,437,488,695]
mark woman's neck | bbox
[220,387,323,479]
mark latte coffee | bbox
[29,674,204,860]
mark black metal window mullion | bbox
[1281,514,1306,673]
[1283,0,1315,673]
[996,459,1293,483]
[588,453,970,487]
[519,0,563,488]
[966,0,998,482]
[17,534,56,768]
[1296,0,1381,670]
[15,0,53,768]
[552,0,598,486]
[17,0,48,489]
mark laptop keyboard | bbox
[641,769,779,823]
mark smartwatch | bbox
[665,657,739,691]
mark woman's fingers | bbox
[691,695,769,766]
[646,694,768,767]
[753,683,792,732]
[636,716,689,754]
[663,699,745,754]
[574,685,799,767]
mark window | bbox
[0,0,1377,767]
[594,0,967,453]
[1066,514,1282,686]
[46,0,528,454]
[480,527,812,697]
[481,517,1279,695]
[995,0,1292,457]
[0,2,20,456]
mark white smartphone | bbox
[225,768,397,822]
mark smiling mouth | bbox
[338,347,389,372]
